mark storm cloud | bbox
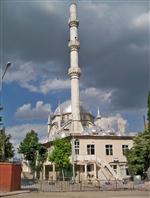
[0,0,149,114]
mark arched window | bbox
[74,139,80,155]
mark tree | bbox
[126,130,150,176]
[126,92,150,177]
[18,130,47,178]
[0,128,14,162]
[49,138,72,179]
[147,91,150,131]
[18,130,39,174]
[36,145,48,178]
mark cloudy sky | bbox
[0,0,149,150]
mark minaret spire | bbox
[68,3,83,133]
[57,101,62,115]
[97,107,101,119]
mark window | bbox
[126,168,129,175]
[105,145,113,155]
[87,164,92,172]
[122,145,128,155]
[111,165,117,173]
[60,120,64,127]
[74,139,79,155]
[87,144,95,155]
[120,165,129,177]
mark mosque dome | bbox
[54,100,92,116]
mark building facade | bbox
[44,135,133,181]
[42,3,134,182]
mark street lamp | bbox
[2,62,11,80]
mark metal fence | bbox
[21,178,150,192]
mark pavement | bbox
[0,190,30,197]
[1,190,149,198]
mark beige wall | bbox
[76,137,133,163]
[43,136,134,180]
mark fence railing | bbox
[21,178,150,192]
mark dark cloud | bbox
[3,2,68,64]
[79,3,149,110]
[0,0,149,112]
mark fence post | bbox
[98,180,101,190]
[40,180,42,192]
[132,181,134,190]
[115,179,117,190]
[61,181,63,191]
[80,181,82,191]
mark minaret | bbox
[68,3,83,133]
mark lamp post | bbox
[2,62,11,80]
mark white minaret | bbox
[68,3,83,134]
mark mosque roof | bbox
[82,125,116,136]
[54,100,93,116]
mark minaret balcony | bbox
[68,67,81,78]
[68,19,79,27]
[68,40,80,50]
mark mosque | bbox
[42,3,134,182]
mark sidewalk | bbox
[0,190,30,197]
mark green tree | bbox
[0,128,14,162]
[18,130,47,179]
[49,138,72,179]
[18,130,39,174]
[126,92,150,177]
[147,91,150,131]
[126,130,150,176]
[36,145,48,178]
